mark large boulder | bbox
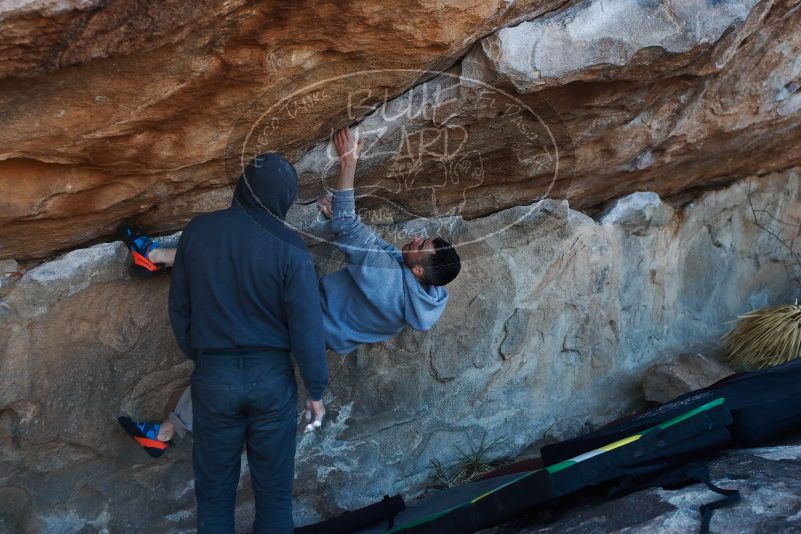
[2,1,801,530]
[1,168,800,531]
[2,0,801,260]
[0,0,553,259]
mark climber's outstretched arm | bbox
[317,128,396,271]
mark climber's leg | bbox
[117,416,174,458]
[148,246,176,266]
[166,384,193,438]
[117,225,169,276]
[117,383,191,452]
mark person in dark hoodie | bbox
[162,151,327,534]
[118,128,461,459]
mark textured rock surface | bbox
[484,441,801,533]
[3,1,801,531]
[2,0,801,260]
[642,352,735,404]
[0,0,555,260]
[1,169,799,531]
[477,0,760,90]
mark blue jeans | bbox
[192,350,298,534]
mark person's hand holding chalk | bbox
[304,398,325,433]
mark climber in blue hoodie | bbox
[119,127,461,454]
[317,127,458,352]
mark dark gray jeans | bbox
[192,350,297,534]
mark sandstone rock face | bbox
[3,2,801,529]
[2,0,801,260]
[0,0,554,260]
[1,169,799,531]
[485,441,801,533]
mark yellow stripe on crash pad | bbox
[567,434,642,464]
[599,433,641,452]
[469,471,536,504]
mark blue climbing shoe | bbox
[117,226,163,277]
[118,416,173,458]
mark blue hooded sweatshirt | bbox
[319,189,449,354]
[168,154,328,400]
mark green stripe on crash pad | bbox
[546,397,725,475]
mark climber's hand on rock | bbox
[304,398,325,433]
[333,127,364,169]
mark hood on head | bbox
[233,153,298,220]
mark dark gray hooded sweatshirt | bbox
[168,153,328,400]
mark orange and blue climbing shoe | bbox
[117,225,163,277]
[117,416,174,458]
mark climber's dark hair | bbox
[422,238,461,286]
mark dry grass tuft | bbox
[722,303,801,370]
[428,433,507,489]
